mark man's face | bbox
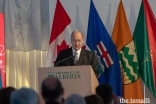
[71,32,84,51]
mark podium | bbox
[37,65,98,100]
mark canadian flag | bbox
[46,0,76,67]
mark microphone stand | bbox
[54,56,74,67]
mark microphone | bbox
[54,56,74,67]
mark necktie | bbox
[74,51,78,65]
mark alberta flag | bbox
[86,0,122,96]
[133,0,156,97]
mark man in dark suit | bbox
[54,30,99,77]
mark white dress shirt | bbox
[72,48,81,60]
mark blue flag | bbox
[86,0,122,96]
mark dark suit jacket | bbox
[54,47,99,77]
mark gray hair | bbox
[71,30,84,39]
[10,88,38,104]
[64,94,86,104]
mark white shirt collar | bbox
[72,48,81,59]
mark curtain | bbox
[4,0,50,51]
[6,50,47,90]
[0,0,50,90]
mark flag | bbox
[0,14,6,88]
[46,0,76,67]
[133,0,156,97]
[111,0,143,100]
[86,0,122,96]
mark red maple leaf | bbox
[57,40,69,55]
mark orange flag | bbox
[111,0,143,102]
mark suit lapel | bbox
[77,49,86,65]
[68,48,74,66]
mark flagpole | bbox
[144,84,145,104]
